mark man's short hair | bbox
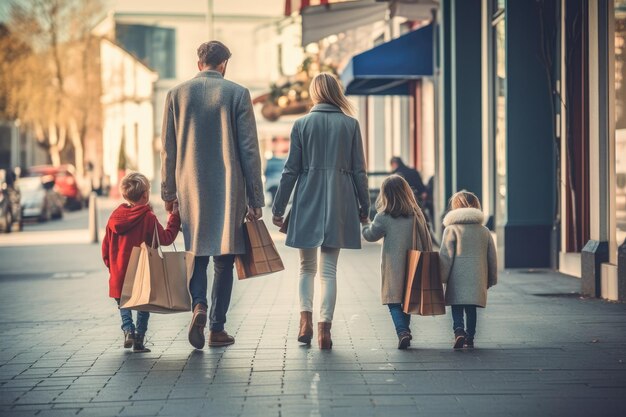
[120,172,150,203]
[197,41,232,68]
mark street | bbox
[0,197,626,417]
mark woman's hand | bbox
[359,212,370,224]
[272,215,284,228]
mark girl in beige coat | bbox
[439,191,497,350]
[362,175,432,349]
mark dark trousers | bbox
[188,255,236,332]
[387,303,411,335]
[451,305,477,338]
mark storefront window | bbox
[615,1,626,246]
[494,15,507,225]
[493,0,505,16]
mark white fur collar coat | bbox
[439,208,498,307]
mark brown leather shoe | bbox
[208,330,235,347]
[298,311,313,344]
[318,322,332,349]
[188,304,207,349]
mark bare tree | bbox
[5,0,104,176]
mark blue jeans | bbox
[387,303,411,335]
[451,305,477,338]
[188,255,236,332]
[115,298,149,335]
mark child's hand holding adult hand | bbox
[272,215,284,228]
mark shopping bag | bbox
[235,219,285,279]
[120,227,193,313]
[402,250,445,315]
[402,214,445,316]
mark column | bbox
[450,0,483,199]
[498,0,556,268]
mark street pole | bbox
[89,191,98,243]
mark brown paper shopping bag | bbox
[235,219,285,279]
[120,227,193,313]
[402,215,446,316]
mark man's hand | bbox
[272,215,284,228]
[165,199,177,213]
[247,206,262,221]
[359,211,370,224]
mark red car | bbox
[27,165,85,210]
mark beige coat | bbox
[161,71,264,256]
[362,212,432,304]
[439,208,498,307]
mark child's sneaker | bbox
[464,337,474,349]
[133,334,151,353]
[453,329,466,349]
[397,332,411,350]
[123,330,135,349]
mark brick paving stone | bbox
[2,208,626,416]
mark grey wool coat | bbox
[362,212,432,304]
[161,70,265,256]
[272,103,370,249]
[439,208,498,307]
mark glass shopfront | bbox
[493,10,507,226]
[615,1,626,249]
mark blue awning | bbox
[340,24,433,96]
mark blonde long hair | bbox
[309,72,355,116]
[376,175,432,250]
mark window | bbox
[614,1,626,247]
[116,24,176,79]
[493,12,506,225]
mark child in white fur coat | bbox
[439,190,497,349]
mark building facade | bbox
[433,0,625,300]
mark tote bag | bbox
[120,226,193,313]
[235,219,285,279]
[402,216,446,316]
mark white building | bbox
[95,0,288,189]
[99,38,158,192]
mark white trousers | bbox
[299,246,341,323]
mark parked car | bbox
[27,165,85,210]
[0,168,23,233]
[264,156,286,204]
[20,175,64,222]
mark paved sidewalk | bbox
[1,213,626,416]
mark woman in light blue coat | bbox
[272,73,370,349]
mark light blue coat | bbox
[272,104,370,249]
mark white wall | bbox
[100,39,157,187]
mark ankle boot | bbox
[298,311,313,344]
[318,322,332,349]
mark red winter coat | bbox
[102,204,181,298]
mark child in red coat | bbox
[102,172,180,352]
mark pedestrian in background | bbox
[160,40,265,350]
[439,190,497,349]
[102,172,181,353]
[390,157,426,203]
[361,175,432,349]
[272,73,370,349]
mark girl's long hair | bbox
[309,72,355,116]
[376,175,432,250]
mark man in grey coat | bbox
[161,41,264,349]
